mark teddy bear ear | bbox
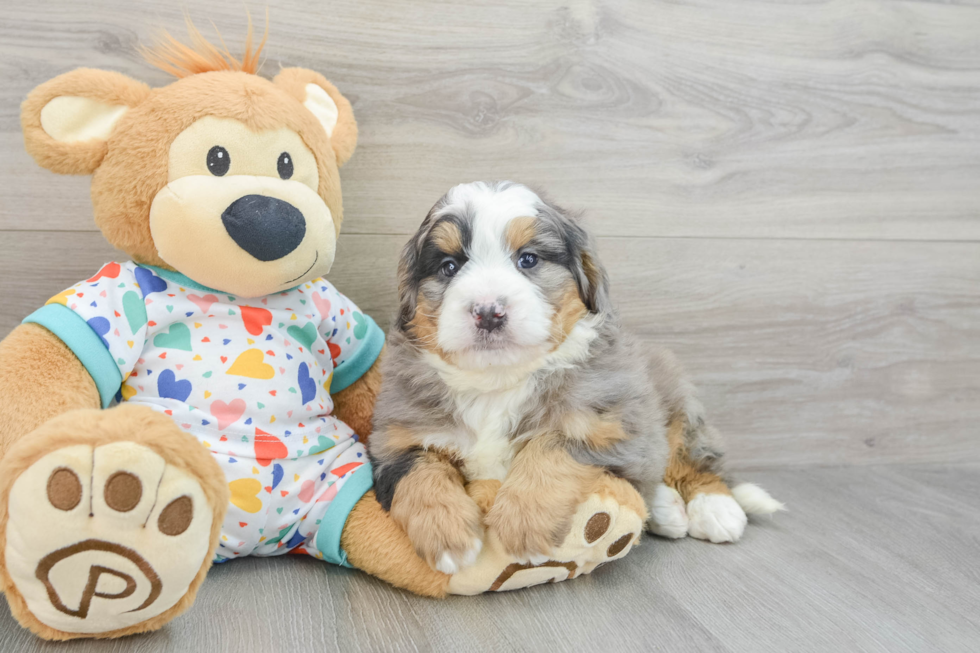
[21,69,150,175]
[273,68,358,167]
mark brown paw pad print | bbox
[46,466,193,536]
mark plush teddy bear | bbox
[0,25,648,640]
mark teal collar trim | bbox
[139,265,307,296]
[139,265,223,294]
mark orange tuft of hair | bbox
[141,11,268,78]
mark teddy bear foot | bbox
[447,475,647,595]
[0,407,225,640]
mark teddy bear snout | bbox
[221,194,307,262]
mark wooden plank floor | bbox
[2,465,979,653]
[1,0,979,650]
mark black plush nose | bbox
[473,304,507,332]
[221,195,306,261]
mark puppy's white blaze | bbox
[732,483,786,515]
[437,268,551,370]
[437,182,541,262]
[437,260,552,369]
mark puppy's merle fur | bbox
[369,181,781,573]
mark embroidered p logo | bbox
[34,539,163,619]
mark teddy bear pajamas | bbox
[24,262,385,566]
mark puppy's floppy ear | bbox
[538,198,612,315]
[576,239,611,315]
[396,211,437,331]
[21,69,150,175]
[273,68,357,167]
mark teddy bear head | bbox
[20,26,357,298]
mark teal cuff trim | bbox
[329,315,385,394]
[315,461,374,568]
[24,304,122,408]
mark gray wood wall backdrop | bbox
[0,0,978,469]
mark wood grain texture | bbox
[1,0,980,239]
[2,465,979,653]
[2,231,977,468]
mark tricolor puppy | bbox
[369,181,783,573]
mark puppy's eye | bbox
[517,252,538,269]
[207,146,230,176]
[441,259,460,277]
[277,152,294,180]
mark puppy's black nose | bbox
[221,195,306,261]
[473,304,507,332]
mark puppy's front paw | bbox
[434,536,484,575]
[394,490,485,574]
[485,493,568,563]
[647,483,689,539]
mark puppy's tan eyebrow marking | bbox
[505,216,537,252]
[431,220,464,255]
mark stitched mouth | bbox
[285,250,318,284]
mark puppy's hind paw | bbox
[687,493,747,543]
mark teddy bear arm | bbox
[330,347,384,444]
[0,323,100,458]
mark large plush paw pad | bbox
[447,488,644,595]
[3,442,213,634]
[686,493,748,543]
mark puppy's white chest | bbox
[452,385,530,482]
[463,429,515,482]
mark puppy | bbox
[369,181,783,573]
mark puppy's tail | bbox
[731,482,785,515]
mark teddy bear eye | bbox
[277,152,294,180]
[207,146,230,176]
